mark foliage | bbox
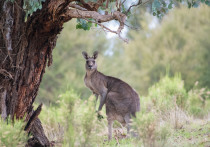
[37,74,210,146]
[187,82,210,117]
[169,122,210,146]
[38,90,79,143]
[151,0,210,18]
[7,0,208,29]
[132,74,209,146]
[124,5,210,94]
[133,111,157,146]
[37,5,210,105]
[76,19,93,31]
[23,0,45,17]
[39,90,107,146]
[38,74,210,146]
[0,118,28,147]
[149,74,188,110]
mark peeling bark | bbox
[2,1,13,51]
[1,89,7,120]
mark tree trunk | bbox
[0,0,68,146]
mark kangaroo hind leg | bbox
[124,113,131,137]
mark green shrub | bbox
[156,124,172,147]
[148,74,188,111]
[132,111,157,147]
[0,118,28,147]
[39,89,78,145]
[39,90,106,146]
[187,83,210,118]
[63,95,106,147]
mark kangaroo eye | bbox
[86,61,89,64]
[93,61,95,64]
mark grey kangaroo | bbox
[82,51,140,140]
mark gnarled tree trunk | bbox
[0,0,66,146]
[0,0,129,146]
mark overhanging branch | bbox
[126,0,142,14]
[62,7,128,42]
[63,8,115,23]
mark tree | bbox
[124,5,210,93]
[0,0,209,146]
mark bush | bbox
[0,118,28,147]
[39,90,106,146]
[187,82,210,118]
[132,111,157,147]
[148,74,188,111]
[132,75,192,146]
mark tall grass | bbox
[187,82,210,118]
[0,118,28,147]
[132,75,210,147]
[39,90,107,146]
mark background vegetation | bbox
[37,5,210,105]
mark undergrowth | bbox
[0,118,28,147]
[38,75,210,146]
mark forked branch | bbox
[126,0,142,14]
[63,7,127,42]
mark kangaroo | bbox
[82,51,140,140]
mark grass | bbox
[169,120,210,147]
[0,118,29,147]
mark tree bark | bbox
[0,0,65,146]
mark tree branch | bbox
[79,0,106,11]
[69,3,88,11]
[62,8,128,42]
[24,104,43,132]
[82,17,128,43]
[63,8,115,23]
[126,0,142,14]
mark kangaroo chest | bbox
[84,77,97,94]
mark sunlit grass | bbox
[0,118,29,147]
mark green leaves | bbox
[23,0,45,19]
[152,0,173,18]
[187,0,210,8]
[152,0,210,18]
[0,118,29,146]
[76,19,93,31]
[205,0,210,6]
[168,1,173,9]
[153,0,161,9]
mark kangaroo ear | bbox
[82,51,88,59]
[93,51,98,59]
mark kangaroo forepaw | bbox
[97,112,104,120]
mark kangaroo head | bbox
[82,51,98,71]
